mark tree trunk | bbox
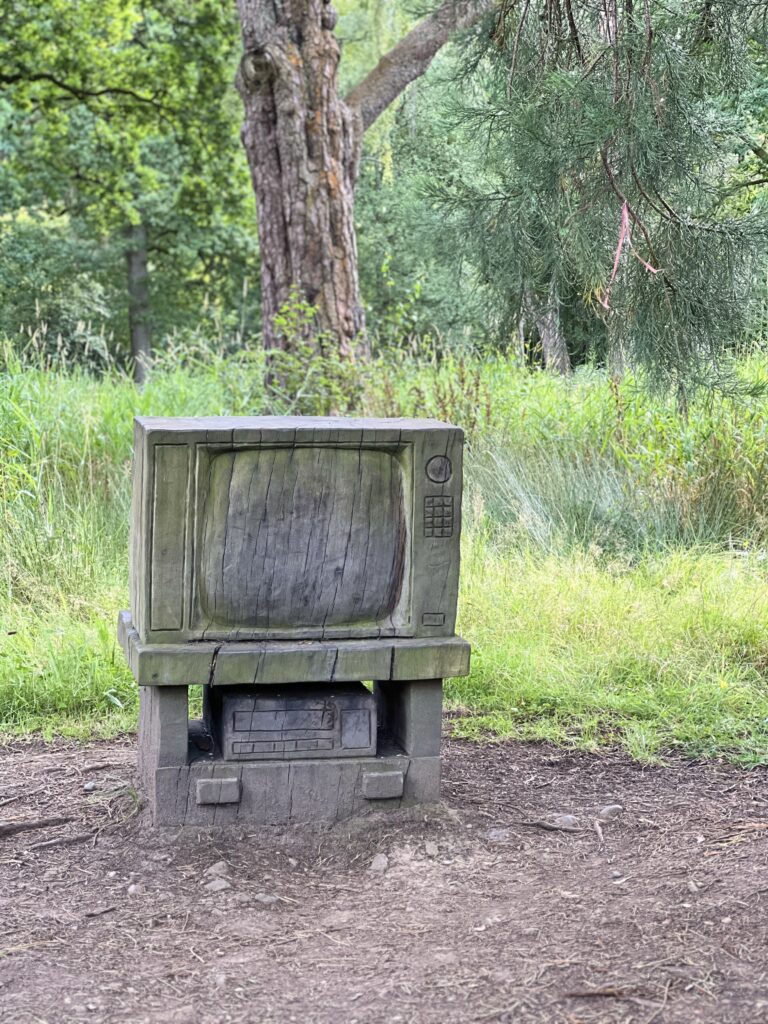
[524,283,571,375]
[235,0,496,357]
[236,1,363,357]
[125,222,151,383]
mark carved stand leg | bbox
[374,678,443,756]
[373,679,443,804]
[137,686,188,796]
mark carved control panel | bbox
[424,495,454,538]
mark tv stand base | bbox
[137,680,447,826]
[145,753,441,827]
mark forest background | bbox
[2,0,768,764]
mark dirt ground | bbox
[1,737,768,1024]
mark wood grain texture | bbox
[196,446,407,632]
[118,612,471,686]
[150,755,441,826]
[149,445,189,631]
[137,685,189,793]
[216,684,377,762]
[130,417,464,643]
[375,679,443,757]
[135,415,457,433]
[236,0,364,356]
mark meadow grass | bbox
[2,345,768,760]
[456,534,768,762]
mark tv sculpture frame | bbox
[118,416,470,825]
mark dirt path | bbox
[1,737,767,1024]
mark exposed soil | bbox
[1,736,768,1024]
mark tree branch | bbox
[0,69,174,115]
[345,0,497,132]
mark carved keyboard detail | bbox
[424,495,454,538]
[218,684,377,761]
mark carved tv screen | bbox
[130,417,463,644]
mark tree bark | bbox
[236,0,496,357]
[125,222,151,383]
[524,283,571,375]
[236,0,363,356]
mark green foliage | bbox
[354,50,493,349]
[436,0,768,391]
[0,216,115,364]
[0,0,258,357]
[267,289,365,415]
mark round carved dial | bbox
[425,455,452,483]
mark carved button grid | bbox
[424,495,454,537]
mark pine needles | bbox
[438,0,768,393]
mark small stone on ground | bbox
[203,876,231,893]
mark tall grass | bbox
[1,340,768,758]
[456,536,768,762]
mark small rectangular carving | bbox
[340,709,372,749]
[233,709,333,733]
[196,778,241,805]
[232,739,334,754]
[362,771,404,800]
[150,445,189,630]
[421,612,446,626]
[424,495,454,538]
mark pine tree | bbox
[441,0,768,395]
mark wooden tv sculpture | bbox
[118,417,470,825]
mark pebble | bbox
[204,877,232,893]
[204,860,231,878]
[127,883,144,896]
[83,782,97,793]
[369,853,389,873]
[486,828,509,843]
[425,841,439,858]
[253,893,279,906]
[598,804,624,822]
[611,869,623,879]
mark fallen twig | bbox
[514,820,583,834]
[563,987,630,998]
[644,979,671,1024]
[84,906,117,919]
[0,816,74,839]
[27,831,94,851]
[0,787,44,809]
